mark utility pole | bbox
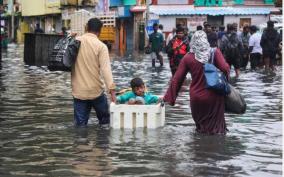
[76,0,79,10]
[146,0,149,30]
[145,0,150,43]
[0,1,3,62]
[11,0,14,41]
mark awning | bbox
[149,5,277,16]
[130,5,147,13]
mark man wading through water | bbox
[220,24,243,78]
[72,18,116,127]
[166,26,190,76]
[148,23,164,67]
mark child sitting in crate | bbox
[116,77,160,105]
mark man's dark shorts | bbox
[73,93,110,126]
[226,56,241,69]
[263,52,276,66]
[250,53,262,69]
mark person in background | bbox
[148,23,164,67]
[212,26,217,33]
[158,24,166,41]
[34,23,44,33]
[203,21,208,30]
[220,24,243,78]
[232,23,242,37]
[217,26,225,47]
[166,27,176,46]
[72,18,116,127]
[248,25,262,70]
[116,77,160,105]
[163,30,230,134]
[184,27,192,43]
[260,20,281,71]
[158,24,166,51]
[240,25,251,69]
[166,26,190,76]
[205,24,218,48]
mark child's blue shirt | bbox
[116,91,159,105]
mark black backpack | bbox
[224,33,240,59]
[48,36,81,72]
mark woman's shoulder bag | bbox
[204,48,230,95]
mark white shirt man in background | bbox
[249,25,262,70]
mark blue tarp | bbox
[149,7,272,16]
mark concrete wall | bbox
[21,0,61,16]
[224,15,269,30]
[159,15,207,32]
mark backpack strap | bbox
[209,48,216,64]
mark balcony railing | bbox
[60,0,97,6]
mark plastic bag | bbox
[225,84,246,114]
[48,36,81,72]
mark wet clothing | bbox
[117,91,159,105]
[220,32,243,69]
[207,32,218,47]
[260,28,281,60]
[249,32,262,69]
[167,37,190,75]
[149,32,164,67]
[240,32,250,68]
[149,32,164,52]
[249,32,262,54]
[164,49,230,134]
[250,53,262,69]
[74,93,110,126]
[72,33,115,126]
[72,33,115,100]
[217,31,225,40]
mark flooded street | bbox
[0,44,282,177]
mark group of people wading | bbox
[70,18,281,135]
[147,20,282,78]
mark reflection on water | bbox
[0,44,282,177]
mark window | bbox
[239,18,251,28]
[176,18,187,28]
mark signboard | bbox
[146,19,159,35]
[187,15,206,31]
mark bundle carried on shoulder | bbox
[48,36,81,72]
[225,84,246,114]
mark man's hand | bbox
[128,100,135,105]
[110,90,117,103]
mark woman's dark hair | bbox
[130,78,144,89]
[87,18,103,33]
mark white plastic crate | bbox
[110,103,165,129]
